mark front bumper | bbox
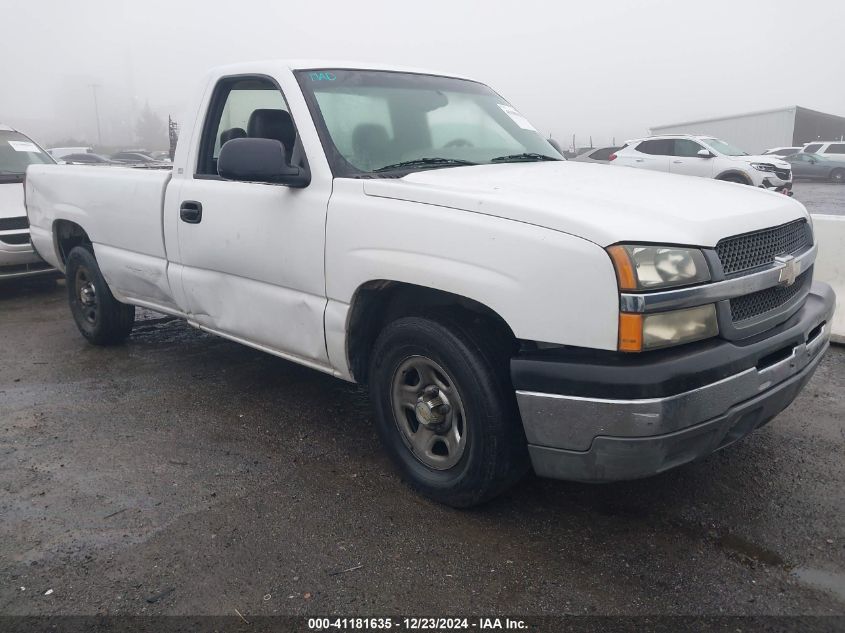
[513,282,835,482]
[761,178,793,195]
[0,240,56,280]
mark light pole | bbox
[89,83,102,146]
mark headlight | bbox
[751,162,775,172]
[607,244,711,290]
[619,305,719,352]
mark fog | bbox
[2,0,843,150]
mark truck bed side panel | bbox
[26,164,179,310]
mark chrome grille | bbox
[774,168,791,181]
[729,268,811,323]
[716,219,811,276]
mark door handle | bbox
[635,158,644,162]
[180,201,202,224]
[673,160,682,164]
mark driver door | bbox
[789,154,815,178]
[174,75,331,366]
[670,139,716,178]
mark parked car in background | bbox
[612,135,793,193]
[801,141,845,159]
[110,152,170,167]
[48,146,93,160]
[61,153,118,165]
[763,146,802,156]
[784,153,845,183]
[23,60,833,506]
[572,146,622,165]
[149,150,172,163]
[0,124,57,280]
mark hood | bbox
[0,180,25,220]
[731,155,791,168]
[363,162,808,247]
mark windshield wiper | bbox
[490,152,560,163]
[373,157,477,173]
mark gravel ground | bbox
[1,279,843,620]
[794,181,845,216]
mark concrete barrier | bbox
[811,214,845,344]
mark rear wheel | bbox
[830,168,845,184]
[369,314,528,507]
[66,246,135,345]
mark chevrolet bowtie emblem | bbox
[775,255,800,286]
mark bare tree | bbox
[135,102,166,149]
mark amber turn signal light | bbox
[618,313,643,352]
[607,245,637,291]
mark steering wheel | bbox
[444,138,474,148]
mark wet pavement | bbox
[794,181,845,216]
[0,278,843,618]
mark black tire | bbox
[719,175,749,185]
[369,314,528,507]
[66,246,135,345]
[830,168,845,184]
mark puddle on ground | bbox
[716,533,787,567]
[792,567,845,604]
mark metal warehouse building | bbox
[650,106,845,154]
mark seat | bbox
[220,127,246,146]
[351,123,393,171]
[247,109,296,162]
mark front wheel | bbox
[369,315,528,507]
[719,175,749,185]
[66,246,135,345]
[830,168,845,184]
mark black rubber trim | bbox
[511,283,834,400]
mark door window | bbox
[636,139,673,155]
[803,143,823,154]
[826,143,845,154]
[196,76,293,176]
[672,139,704,157]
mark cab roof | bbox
[207,59,474,82]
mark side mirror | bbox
[218,137,310,188]
[697,149,714,158]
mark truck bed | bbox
[26,164,176,308]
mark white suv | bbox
[801,141,845,160]
[612,135,793,194]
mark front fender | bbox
[325,180,620,375]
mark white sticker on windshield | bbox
[497,104,536,131]
[8,140,40,153]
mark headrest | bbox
[352,124,390,151]
[247,109,295,151]
[220,127,246,146]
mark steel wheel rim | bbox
[74,267,98,324]
[390,355,467,470]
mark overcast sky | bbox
[2,0,843,147]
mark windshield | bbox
[0,130,54,178]
[295,69,561,176]
[702,137,748,156]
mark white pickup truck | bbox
[26,60,835,507]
